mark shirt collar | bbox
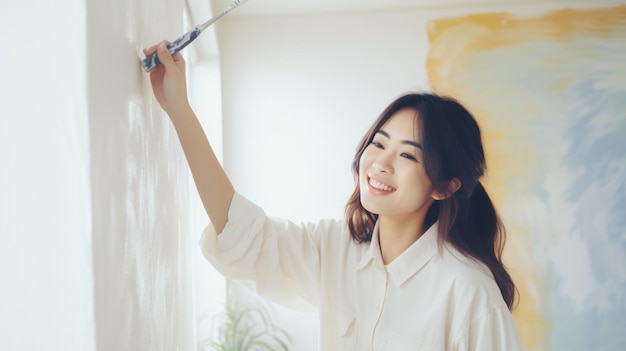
[356,221,440,287]
[356,221,383,270]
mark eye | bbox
[370,140,384,149]
[400,153,417,162]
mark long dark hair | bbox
[345,93,517,309]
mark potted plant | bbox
[199,298,291,351]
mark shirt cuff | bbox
[199,192,264,261]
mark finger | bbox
[156,41,176,70]
[172,51,183,61]
[143,46,156,56]
[143,40,171,56]
[143,43,160,56]
[171,51,185,67]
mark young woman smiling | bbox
[144,41,522,350]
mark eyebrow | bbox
[375,130,423,149]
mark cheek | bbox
[399,166,433,193]
[358,151,371,175]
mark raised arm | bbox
[143,41,234,233]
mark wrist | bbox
[167,101,195,123]
[167,100,192,118]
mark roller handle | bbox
[142,27,201,72]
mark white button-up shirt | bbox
[201,193,523,350]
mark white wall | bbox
[0,1,94,349]
[218,11,431,222]
[1,0,224,350]
[86,0,198,348]
[214,1,625,350]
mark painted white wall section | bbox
[86,0,196,349]
[1,0,224,350]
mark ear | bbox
[432,178,461,201]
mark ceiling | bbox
[209,0,529,17]
[208,0,623,18]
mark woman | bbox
[144,42,523,350]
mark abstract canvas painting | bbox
[427,6,626,351]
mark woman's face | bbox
[358,108,438,221]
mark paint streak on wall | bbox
[426,6,626,351]
[86,0,195,350]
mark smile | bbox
[368,177,396,192]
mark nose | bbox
[372,151,394,174]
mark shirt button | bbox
[375,305,381,312]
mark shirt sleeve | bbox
[454,305,524,351]
[199,192,338,312]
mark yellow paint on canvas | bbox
[426,6,626,351]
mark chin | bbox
[361,204,378,216]
[359,195,381,216]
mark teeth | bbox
[369,178,394,192]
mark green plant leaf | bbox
[199,298,292,351]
